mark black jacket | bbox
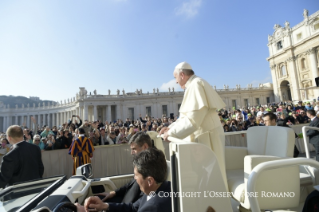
[306,117,319,145]
[0,141,44,188]
[108,181,172,212]
[113,179,142,204]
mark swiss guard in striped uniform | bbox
[69,127,95,175]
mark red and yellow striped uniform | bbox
[69,136,94,175]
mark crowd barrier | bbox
[0,125,314,179]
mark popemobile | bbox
[1,125,319,212]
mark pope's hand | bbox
[159,127,169,135]
[163,131,170,142]
[84,196,109,211]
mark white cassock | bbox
[167,75,227,188]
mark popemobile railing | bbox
[247,158,319,212]
[302,126,319,159]
[165,134,319,212]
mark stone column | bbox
[77,107,80,116]
[48,113,51,127]
[270,65,280,102]
[3,116,6,132]
[169,101,173,114]
[122,104,127,121]
[308,48,319,98]
[43,114,47,126]
[84,104,88,121]
[116,103,122,120]
[57,113,60,127]
[107,105,111,122]
[93,105,98,121]
[287,57,300,101]
[52,113,56,126]
[37,114,41,128]
[15,115,18,125]
[157,103,161,118]
[152,103,157,118]
[26,115,30,128]
[6,116,10,129]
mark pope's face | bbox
[174,71,186,89]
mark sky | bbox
[0,0,318,102]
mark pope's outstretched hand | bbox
[159,127,170,142]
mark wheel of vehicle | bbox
[53,202,78,212]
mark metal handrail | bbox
[302,126,319,159]
[247,158,319,212]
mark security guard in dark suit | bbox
[0,125,44,188]
[306,109,319,161]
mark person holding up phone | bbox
[68,115,82,129]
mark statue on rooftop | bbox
[285,21,290,28]
[94,89,97,95]
[303,9,308,19]
[117,89,120,95]
[108,89,111,95]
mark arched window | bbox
[315,23,319,31]
[301,58,306,70]
[281,65,287,77]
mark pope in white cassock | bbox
[160,61,227,188]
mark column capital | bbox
[286,56,296,62]
[306,47,316,55]
[270,64,276,70]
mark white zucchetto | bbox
[175,62,192,70]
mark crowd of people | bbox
[0,100,318,152]
[220,100,319,132]
[0,114,178,152]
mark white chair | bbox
[225,126,300,211]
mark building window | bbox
[162,105,167,117]
[266,97,270,104]
[301,58,306,70]
[281,65,287,76]
[277,41,283,50]
[297,33,302,40]
[128,108,134,121]
[256,98,260,105]
[315,23,319,31]
[244,99,248,108]
[232,100,237,109]
[146,106,151,117]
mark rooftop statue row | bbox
[0,84,271,110]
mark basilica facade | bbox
[267,9,319,102]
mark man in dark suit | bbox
[79,148,171,212]
[306,109,319,161]
[97,132,152,204]
[0,125,44,188]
